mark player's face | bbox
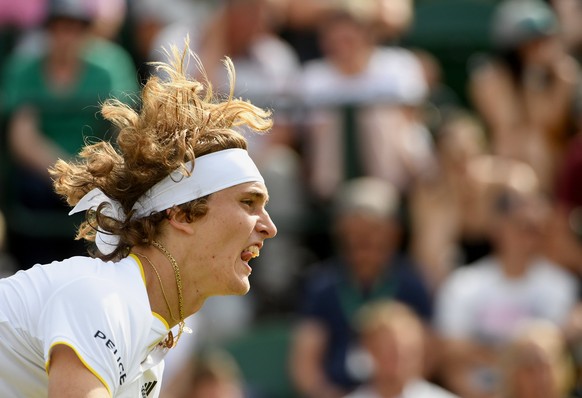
[187,182,277,296]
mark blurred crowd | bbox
[3,0,582,397]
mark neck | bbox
[373,377,406,398]
[134,242,199,348]
[498,251,532,279]
[45,53,82,89]
[333,46,373,75]
[137,241,209,325]
[134,247,179,327]
[153,239,208,319]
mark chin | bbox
[236,279,251,295]
[224,277,251,296]
[237,286,251,296]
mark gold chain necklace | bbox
[138,253,180,323]
[135,240,191,349]
[135,252,178,348]
[151,240,192,347]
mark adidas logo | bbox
[141,381,158,397]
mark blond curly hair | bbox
[50,44,272,261]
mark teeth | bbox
[246,245,260,259]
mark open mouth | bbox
[241,245,260,262]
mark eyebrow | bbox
[245,190,270,204]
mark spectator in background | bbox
[344,300,458,398]
[86,0,127,41]
[0,0,46,32]
[545,91,582,275]
[279,0,414,62]
[499,320,574,398]
[6,0,138,103]
[179,349,249,398]
[147,0,299,121]
[469,0,579,193]
[435,181,578,398]
[410,109,491,292]
[550,98,582,397]
[550,0,582,64]
[299,8,433,202]
[2,0,115,267]
[187,0,303,188]
[132,0,213,79]
[411,49,461,128]
[0,0,126,40]
[290,177,433,398]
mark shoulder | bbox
[302,57,333,75]
[391,254,423,273]
[451,257,497,280]
[371,46,428,101]
[40,257,153,393]
[531,258,578,287]
[50,273,122,307]
[374,46,420,64]
[390,255,431,286]
[85,37,134,63]
[343,385,380,398]
[4,54,40,78]
[23,256,106,285]
[300,58,351,105]
[371,46,424,77]
[82,59,113,82]
[390,255,433,318]
[439,257,497,296]
[301,58,340,90]
[303,259,343,294]
[42,256,148,319]
[2,54,42,105]
[253,35,300,67]
[406,379,459,398]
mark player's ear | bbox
[166,208,194,234]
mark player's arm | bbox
[48,344,110,398]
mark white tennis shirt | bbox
[0,254,170,397]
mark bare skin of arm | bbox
[48,344,110,398]
[8,106,68,177]
[522,41,579,139]
[470,50,578,153]
[284,0,337,29]
[289,320,346,398]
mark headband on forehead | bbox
[69,148,264,254]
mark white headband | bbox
[69,148,264,255]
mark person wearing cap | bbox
[2,0,115,268]
[290,177,433,398]
[469,0,580,193]
[0,45,277,397]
